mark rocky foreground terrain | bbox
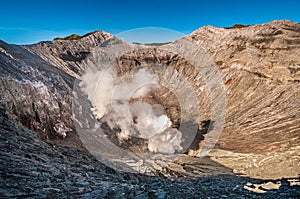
[0,20,300,197]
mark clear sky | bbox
[1,0,299,44]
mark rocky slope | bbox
[23,31,113,78]
[0,40,74,140]
[0,31,114,144]
[189,20,300,153]
[0,20,300,197]
[1,108,299,197]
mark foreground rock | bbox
[1,109,299,198]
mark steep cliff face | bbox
[0,40,74,139]
[187,20,300,153]
[0,31,114,141]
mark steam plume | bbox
[80,67,183,154]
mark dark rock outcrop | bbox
[0,40,74,139]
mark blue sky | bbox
[1,0,299,44]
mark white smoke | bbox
[80,67,115,119]
[80,67,183,154]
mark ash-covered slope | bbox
[0,40,74,139]
[0,31,115,141]
[23,31,113,77]
[187,20,300,153]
